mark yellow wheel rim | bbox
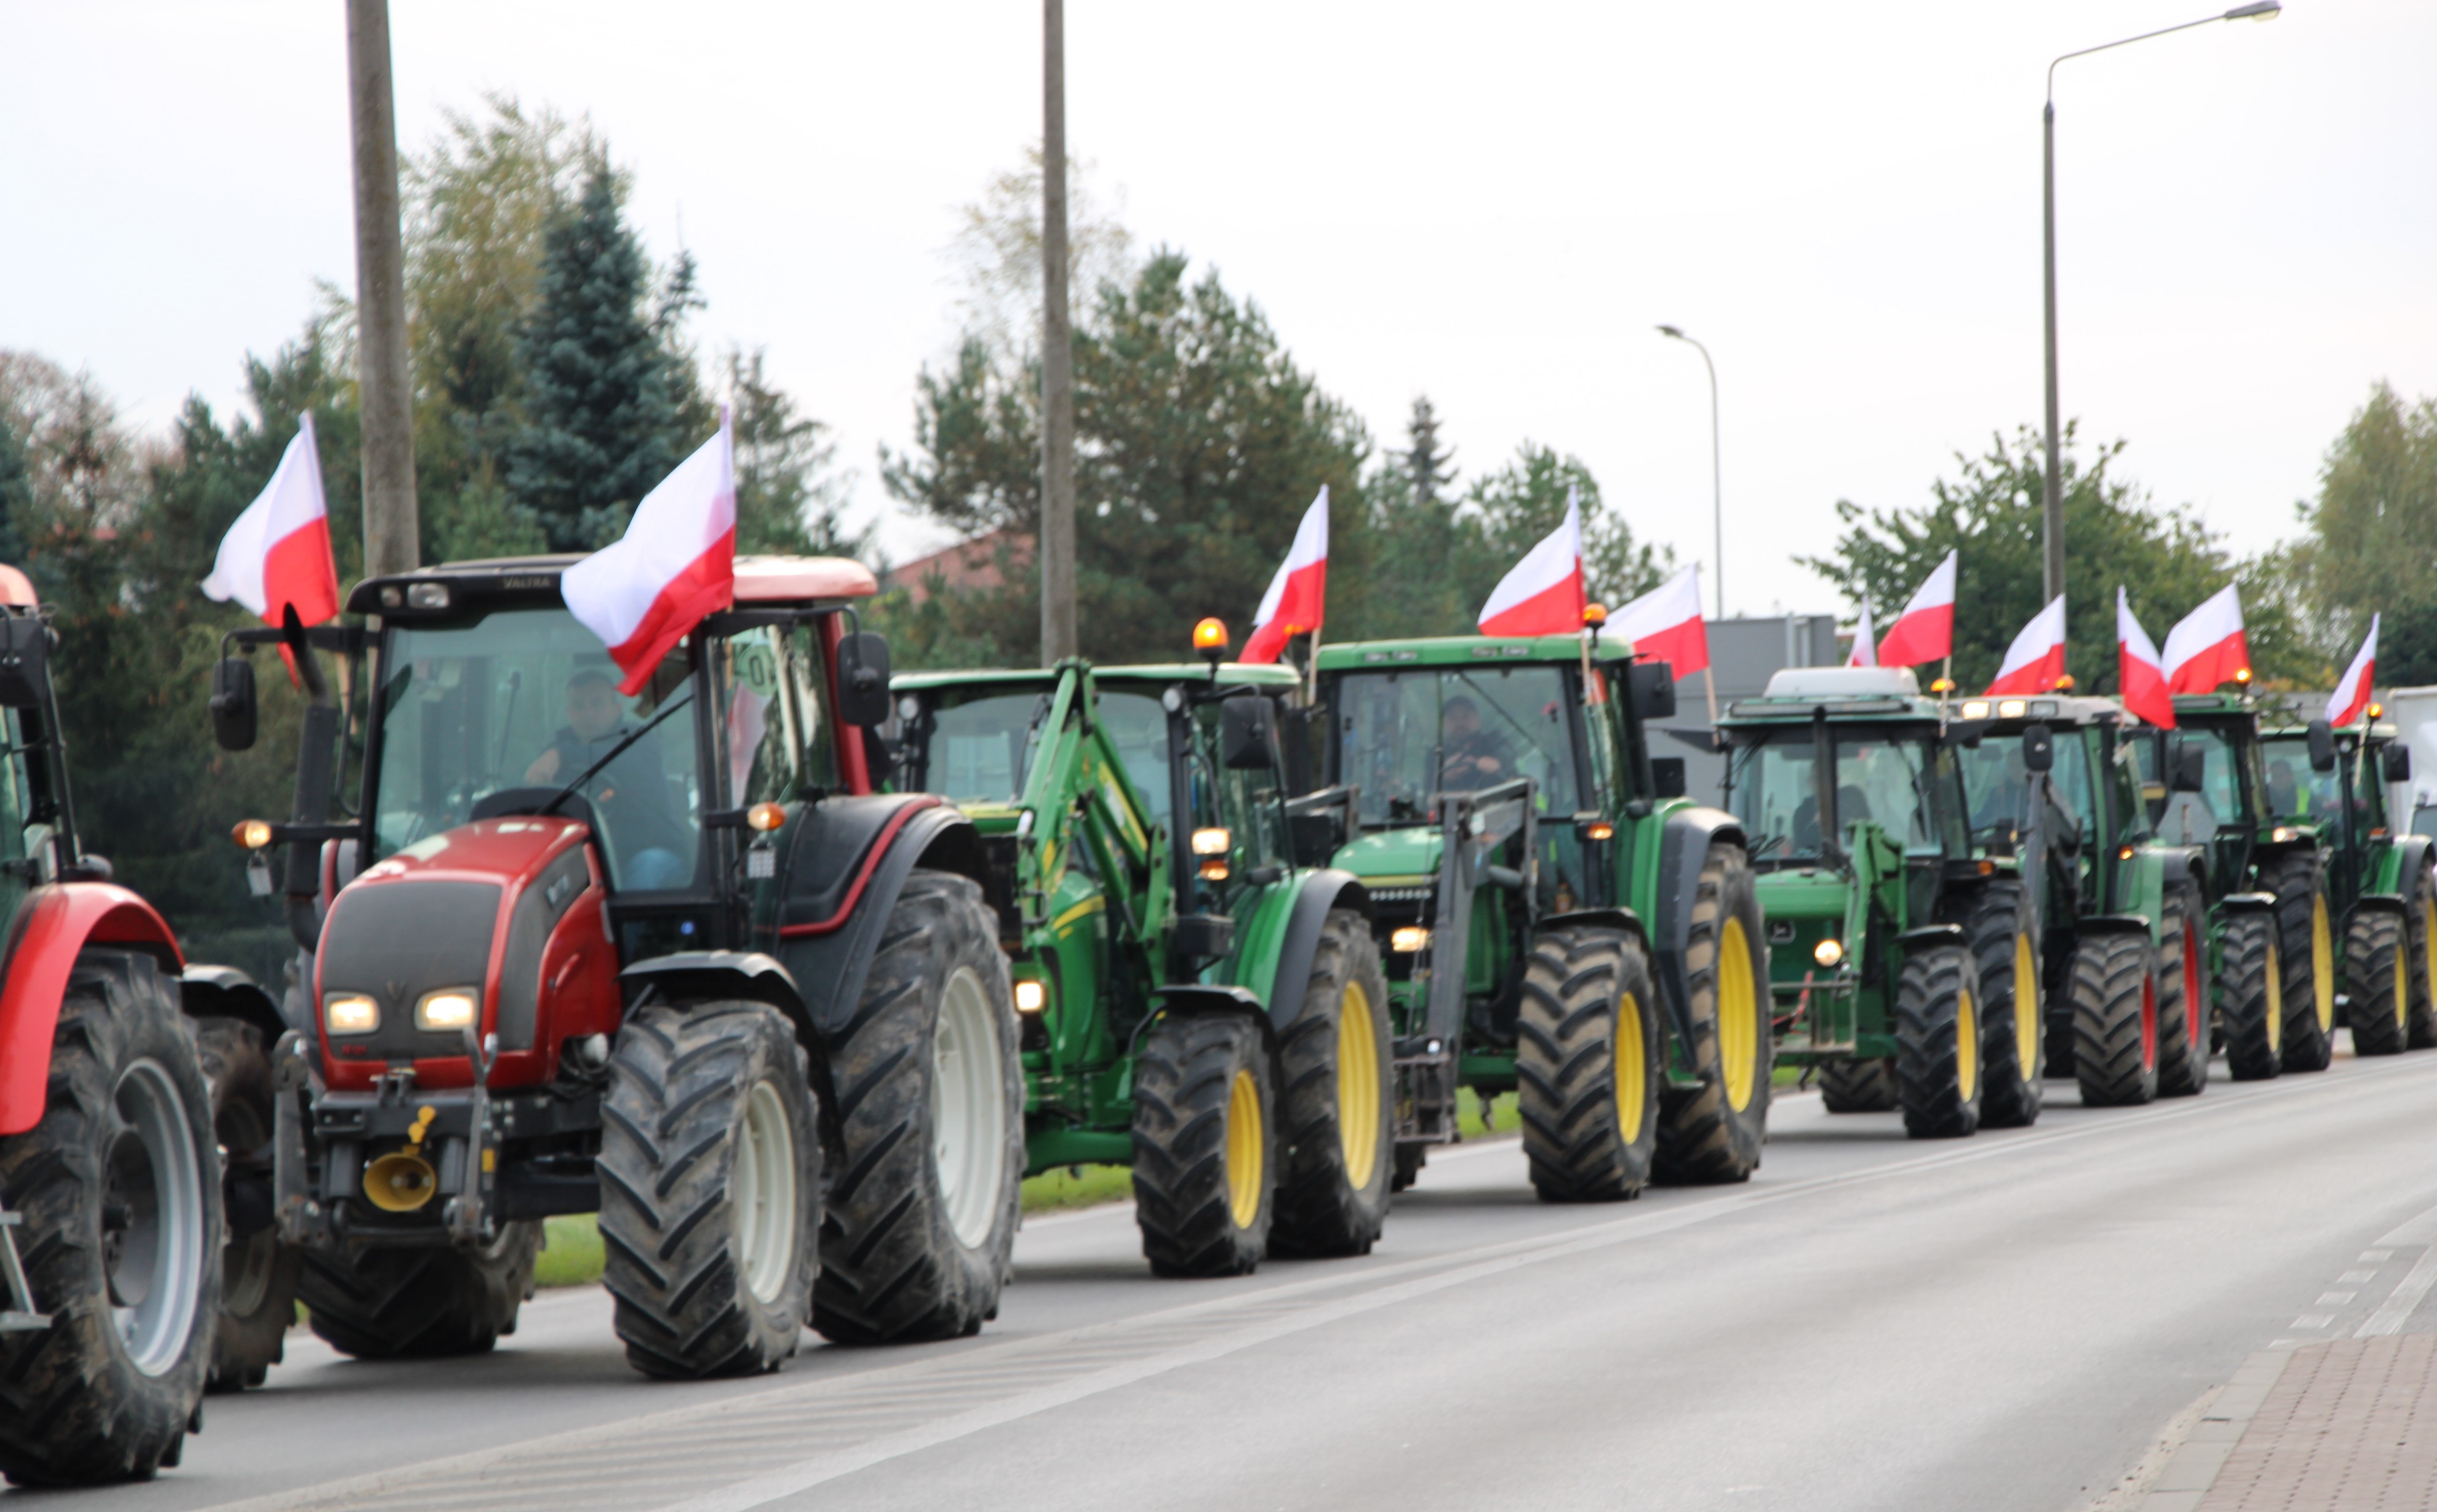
[1336,982,1381,1189]
[2422,899,2435,1021]
[1718,917,1760,1114]
[2265,939,2283,1052]
[2013,933,2039,1073]
[2312,895,2335,1032]
[1956,986,1979,1103]
[1614,990,1648,1138]
[2395,928,2412,1029]
[1225,1068,1264,1229]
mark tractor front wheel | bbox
[2262,851,2338,1072]
[2218,912,2285,1081]
[1133,1014,1275,1276]
[1269,910,1393,1256]
[2346,909,2411,1057]
[1516,926,1662,1202]
[1818,1057,1898,1112]
[1968,881,2043,1128]
[1895,944,1983,1138]
[193,1016,299,1391]
[2406,867,2437,1050]
[301,1222,539,1361]
[1653,842,1769,1183]
[2155,884,2213,1098]
[2071,930,2160,1106]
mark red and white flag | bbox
[1985,595,2067,697]
[1477,486,1586,637]
[2328,614,2380,728]
[200,413,339,629]
[1847,598,1877,667]
[2118,588,2174,729]
[2162,584,2249,695]
[1875,550,1957,669]
[563,413,737,695]
[1613,564,1706,677]
[1243,485,1329,664]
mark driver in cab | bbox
[1439,695,1516,790]
[525,668,689,888]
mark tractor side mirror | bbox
[836,632,892,727]
[2383,743,2413,784]
[0,615,48,711]
[2022,723,2055,774]
[2170,740,2208,794]
[2305,719,2336,773]
[1628,661,1676,721]
[210,654,259,750]
[1650,757,1687,799]
[1219,694,1277,770]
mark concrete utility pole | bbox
[1037,0,1078,665]
[346,0,418,579]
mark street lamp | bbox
[2041,1,2279,603]
[1658,324,1724,620]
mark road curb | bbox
[2091,1349,2293,1511]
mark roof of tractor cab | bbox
[1316,634,1629,670]
[1951,692,2123,728]
[1719,664,1940,726]
[346,553,878,618]
[2169,692,2255,717]
[892,662,1299,692]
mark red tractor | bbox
[0,568,299,1484]
[211,554,1022,1377]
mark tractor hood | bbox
[1751,867,1850,920]
[1332,826,1442,889]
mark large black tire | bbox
[2218,911,2284,1081]
[1269,910,1393,1256]
[1895,944,1983,1139]
[1133,1013,1275,1277]
[2261,850,2338,1073]
[812,872,1022,1344]
[599,1000,817,1377]
[0,952,220,1487]
[2345,909,2411,1057]
[193,1017,299,1391]
[1516,926,1663,1202]
[301,1221,539,1360]
[2406,865,2437,1050]
[2071,930,2159,1106]
[2155,884,2213,1098]
[1653,843,1770,1183]
[1968,881,2044,1128]
[1818,1057,1898,1112]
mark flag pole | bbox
[1704,664,1719,726]
[1305,623,1322,706]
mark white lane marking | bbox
[2293,1314,2334,1329]
[2356,1244,2437,1336]
[2316,1292,2356,1305]
[2338,1270,2378,1284]
[2361,1250,2394,1262]
[2373,1201,2437,1248]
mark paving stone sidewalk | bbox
[2140,1333,2437,1510]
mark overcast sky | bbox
[7,1,2433,623]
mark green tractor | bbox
[2256,707,2437,1056]
[1309,632,1768,1199]
[2129,693,2346,1078]
[889,645,1389,1274]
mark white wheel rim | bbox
[932,966,1006,1250]
[733,1078,798,1305]
[105,1058,207,1377]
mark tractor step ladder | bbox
[1,1204,48,1332]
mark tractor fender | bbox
[180,963,284,1043]
[1146,984,1277,1054]
[2075,912,2154,941]
[2381,833,2435,902]
[621,951,806,1018]
[1255,870,1371,1031]
[773,795,987,1041]
[2217,891,2279,916]
[1535,907,1653,949]
[1895,922,1967,947]
[0,883,185,1137]
[1649,806,1747,1054]
[2350,894,2409,922]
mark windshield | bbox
[1335,665,1582,825]
[2261,737,2337,822]
[1729,727,1949,859]
[2137,722,2252,842]
[375,609,703,889]
[918,689,1052,805]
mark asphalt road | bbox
[42,1040,2437,1512]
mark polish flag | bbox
[199,413,339,629]
[1613,565,1707,677]
[1243,486,1329,664]
[1478,486,1586,637]
[563,413,736,695]
[2327,614,2380,728]
[1985,595,2067,697]
[2118,588,2174,729]
[1847,598,1877,667]
[2162,584,2249,695]
[1874,550,1957,669]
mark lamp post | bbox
[1658,325,1723,620]
[2041,1,2279,603]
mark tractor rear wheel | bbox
[1516,926,1662,1202]
[2218,912,2284,1081]
[2155,884,2213,1098]
[0,952,218,1488]
[600,1000,816,1377]
[1133,1014,1275,1276]
[812,872,1022,1344]
[1653,842,1769,1183]
[1895,944,1983,1138]
[2071,930,2159,1106]
[1968,881,2043,1128]
[301,1222,539,1361]
[1818,1057,1898,1112]
[2407,867,2437,1050]
[2345,909,2411,1057]
[2262,850,2338,1072]
[193,1017,299,1391]
[1270,911,1393,1256]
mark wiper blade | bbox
[541,691,696,818]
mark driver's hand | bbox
[525,749,561,784]
[1475,756,1502,774]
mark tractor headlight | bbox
[1997,699,2028,719]
[415,989,479,1031]
[1014,980,1048,1014]
[1391,926,1431,954]
[1191,827,1232,856]
[1812,937,1845,968]
[2271,826,2301,843]
[325,994,380,1036]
